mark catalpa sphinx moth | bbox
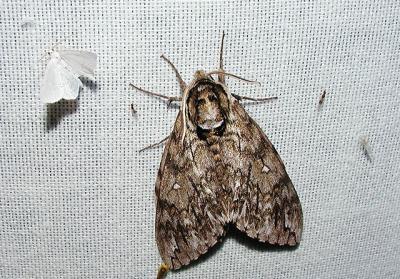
[131,32,303,275]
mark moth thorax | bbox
[187,80,229,141]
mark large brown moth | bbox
[131,32,303,274]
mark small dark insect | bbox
[130,103,137,115]
[131,32,302,274]
[359,135,372,162]
[318,90,326,108]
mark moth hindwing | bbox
[144,34,303,271]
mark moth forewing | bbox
[40,47,97,104]
[58,49,97,80]
[40,57,82,103]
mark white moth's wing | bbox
[58,50,97,80]
[40,58,82,103]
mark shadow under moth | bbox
[131,33,303,276]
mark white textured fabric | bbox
[1,1,399,278]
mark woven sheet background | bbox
[1,0,399,278]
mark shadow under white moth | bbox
[132,33,303,276]
[40,46,97,104]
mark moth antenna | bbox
[156,263,169,279]
[38,39,63,64]
[231,93,277,102]
[54,32,77,50]
[218,31,226,84]
[38,38,68,70]
[51,38,66,52]
[207,70,261,85]
[219,31,225,70]
[52,33,77,52]
[138,135,169,153]
[161,54,187,94]
[129,83,181,104]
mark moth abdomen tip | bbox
[156,262,169,279]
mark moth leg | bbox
[231,93,278,102]
[218,31,226,84]
[138,135,169,152]
[156,263,169,279]
[160,54,187,94]
[129,83,182,106]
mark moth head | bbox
[43,42,63,60]
[186,77,230,138]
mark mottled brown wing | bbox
[155,111,228,270]
[231,101,303,246]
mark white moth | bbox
[40,48,97,103]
